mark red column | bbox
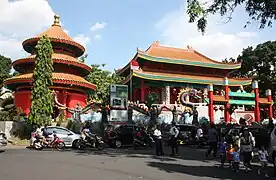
[266,89,273,119]
[141,79,145,102]
[224,77,230,123]
[208,84,214,124]
[253,81,260,122]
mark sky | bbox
[0,0,275,71]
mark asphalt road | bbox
[0,146,275,180]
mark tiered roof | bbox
[117,41,251,87]
[5,15,96,91]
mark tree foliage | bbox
[226,41,276,96]
[86,64,124,105]
[28,36,54,126]
[0,55,12,84]
[187,0,276,33]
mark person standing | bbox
[206,124,219,158]
[154,125,164,156]
[170,121,179,157]
[192,107,199,125]
[240,128,255,173]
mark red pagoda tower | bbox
[4,15,96,117]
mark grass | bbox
[8,137,29,146]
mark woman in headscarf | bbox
[240,128,255,172]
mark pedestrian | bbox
[226,144,234,167]
[219,136,227,167]
[169,121,179,157]
[154,125,164,156]
[257,146,269,178]
[231,144,240,172]
[240,128,255,173]
[206,123,219,158]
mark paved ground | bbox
[0,146,275,180]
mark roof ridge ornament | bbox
[53,14,61,26]
[187,45,193,50]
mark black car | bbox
[106,124,140,148]
[162,124,198,146]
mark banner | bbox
[110,84,128,109]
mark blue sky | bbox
[0,0,275,71]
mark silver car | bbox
[30,126,80,148]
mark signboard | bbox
[110,84,128,109]
[110,110,128,122]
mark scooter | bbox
[133,133,155,149]
[77,134,105,151]
[33,133,65,151]
[0,133,7,148]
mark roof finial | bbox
[53,14,61,26]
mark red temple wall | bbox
[13,89,87,118]
[14,90,32,115]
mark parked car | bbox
[105,124,140,148]
[30,126,80,148]
[162,124,198,146]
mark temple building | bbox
[117,41,252,104]
[4,15,96,118]
[117,41,274,124]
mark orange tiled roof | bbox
[22,15,85,57]
[4,73,96,90]
[143,41,237,64]
[13,53,92,73]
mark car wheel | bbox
[72,140,79,149]
[115,140,122,148]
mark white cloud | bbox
[73,34,90,48]
[94,34,102,40]
[90,22,107,32]
[0,0,54,60]
[64,29,69,35]
[155,6,259,61]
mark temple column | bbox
[253,81,260,122]
[165,86,170,105]
[266,89,273,119]
[140,79,145,102]
[208,84,214,124]
[224,77,230,123]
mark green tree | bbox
[86,64,124,104]
[187,0,276,33]
[230,41,276,96]
[28,35,54,126]
[0,55,12,84]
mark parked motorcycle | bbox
[33,132,65,151]
[133,133,155,149]
[76,134,104,151]
[0,132,7,148]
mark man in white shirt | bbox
[170,121,179,157]
[154,125,164,156]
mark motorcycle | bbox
[133,133,155,149]
[0,132,7,148]
[77,134,105,151]
[33,133,65,151]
